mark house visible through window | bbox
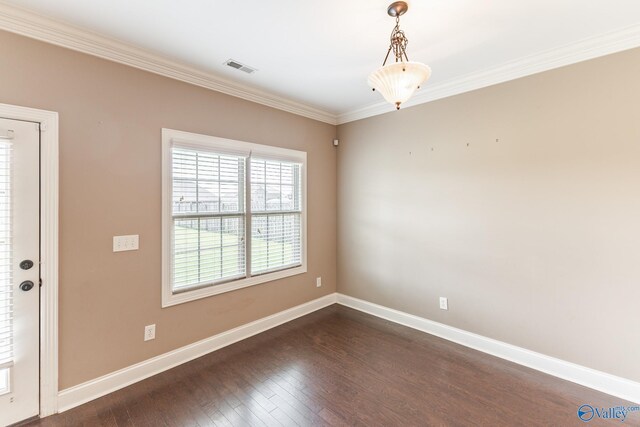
[162,129,306,307]
[172,149,246,290]
[250,158,302,275]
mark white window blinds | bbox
[0,141,13,371]
[250,159,302,275]
[168,142,304,295]
[172,147,246,291]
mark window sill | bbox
[161,265,307,308]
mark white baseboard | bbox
[336,293,640,404]
[57,291,639,413]
[57,293,337,412]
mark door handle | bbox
[20,280,34,292]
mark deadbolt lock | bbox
[20,259,34,270]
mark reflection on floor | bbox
[27,305,630,426]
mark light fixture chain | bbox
[382,15,409,66]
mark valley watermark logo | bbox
[578,404,640,422]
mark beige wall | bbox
[337,48,640,382]
[0,30,337,389]
[2,24,638,391]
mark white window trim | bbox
[161,128,307,308]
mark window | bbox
[250,158,302,275]
[162,129,306,307]
[0,139,12,395]
[171,148,246,290]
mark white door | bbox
[0,118,40,426]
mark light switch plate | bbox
[439,297,448,310]
[113,234,139,252]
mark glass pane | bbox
[251,213,302,275]
[172,149,197,180]
[251,183,266,211]
[250,160,265,183]
[250,159,301,213]
[197,181,220,213]
[0,141,13,371]
[172,180,198,214]
[172,148,244,216]
[173,218,200,288]
[0,368,8,395]
[265,161,281,184]
[220,183,240,212]
[281,163,295,185]
[266,185,281,211]
[281,185,295,211]
[173,217,245,291]
[197,151,219,181]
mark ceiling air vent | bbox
[224,59,257,74]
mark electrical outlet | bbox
[439,297,448,310]
[113,234,139,252]
[316,277,322,287]
[144,324,156,341]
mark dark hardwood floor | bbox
[27,305,634,426]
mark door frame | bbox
[0,103,59,417]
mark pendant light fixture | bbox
[368,1,431,110]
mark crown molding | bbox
[2,3,640,127]
[337,23,640,124]
[0,3,338,125]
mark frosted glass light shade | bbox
[368,61,432,109]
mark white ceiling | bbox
[3,0,640,119]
